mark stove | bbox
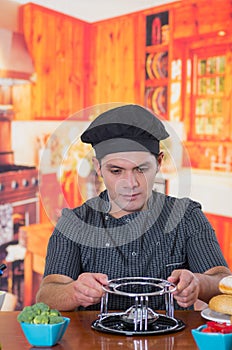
[0,164,36,173]
[0,163,39,308]
[0,108,40,307]
[0,164,39,228]
[0,165,38,205]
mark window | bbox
[189,47,231,141]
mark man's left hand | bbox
[167,269,200,308]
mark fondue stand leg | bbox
[100,296,104,320]
[100,292,108,319]
[144,296,149,330]
[170,293,174,317]
[140,296,144,331]
[165,285,174,318]
[134,296,139,331]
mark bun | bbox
[219,276,232,294]
[209,294,232,315]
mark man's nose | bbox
[124,171,138,187]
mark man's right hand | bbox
[36,272,108,311]
[73,272,108,307]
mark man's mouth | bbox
[121,193,140,200]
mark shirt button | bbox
[125,218,130,223]
[105,215,109,220]
[105,243,110,247]
[132,251,137,257]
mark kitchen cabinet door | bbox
[86,13,143,106]
[173,0,232,40]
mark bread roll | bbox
[219,276,232,294]
[209,294,232,315]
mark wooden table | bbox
[0,310,205,349]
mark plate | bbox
[145,52,168,80]
[152,52,168,79]
[201,308,231,324]
[146,53,155,79]
[151,86,167,115]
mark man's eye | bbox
[110,169,122,175]
[137,167,147,173]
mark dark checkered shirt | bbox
[44,190,228,311]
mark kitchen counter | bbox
[19,223,54,306]
[0,310,205,349]
[164,168,232,217]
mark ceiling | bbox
[13,0,179,22]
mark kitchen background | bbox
[0,0,231,309]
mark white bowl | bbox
[0,291,6,310]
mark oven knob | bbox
[0,183,4,191]
[22,179,29,187]
[31,177,38,186]
[11,180,19,189]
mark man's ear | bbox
[92,157,101,177]
[157,152,164,169]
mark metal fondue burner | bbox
[92,277,185,336]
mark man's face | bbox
[93,151,163,218]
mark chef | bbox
[36,104,231,311]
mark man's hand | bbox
[167,269,200,308]
[72,272,108,308]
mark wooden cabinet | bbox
[86,13,143,106]
[13,0,232,165]
[189,49,229,141]
[19,4,87,120]
[181,44,232,144]
[173,0,232,40]
[171,0,232,170]
[17,5,143,118]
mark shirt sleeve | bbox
[44,228,81,280]
[184,201,228,272]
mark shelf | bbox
[146,11,169,46]
[145,10,169,119]
[145,44,169,53]
[145,78,168,86]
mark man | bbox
[36,104,231,311]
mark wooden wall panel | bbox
[71,22,88,116]
[42,12,57,117]
[54,16,73,117]
[20,4,43,118]
[205,213,232,269]
[21,4,86,119]
[12,84,32,120]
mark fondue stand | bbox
[92,277,185,336]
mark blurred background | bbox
[0,0,231,309]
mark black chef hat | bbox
[81,104,169,159]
